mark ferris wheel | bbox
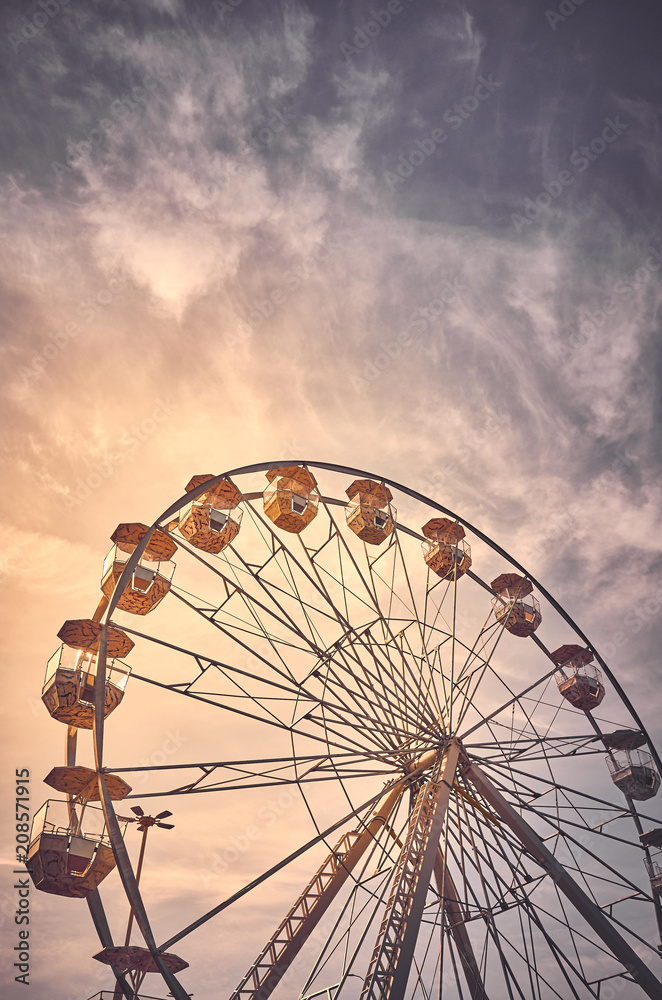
[26,461,662,1000]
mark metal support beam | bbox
[66,725,78,829]
[228,783,405,1000]
[465,760,662,1000]
[433,850,488,1000]
[95,618,191,1000]
[86,892,134,1000]
[361,741,461,1000]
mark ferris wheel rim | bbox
[81,460,662,999]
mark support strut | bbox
[360,741,460,1000]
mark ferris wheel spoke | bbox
[159,589,418,746]
[520,801,650,902]
[236,498,384,656]
[463,758,662,998]
[320,630,442,745]
[363,632,441,738]
[194,528,443,745]
[460,785,604,997]
[448,794,518,922]
[126,667,386,761]
[400,629,447,738]
[314,499,383,615]
[170,574,324,676]
[514,896,548,1000]
[320,517,443,726]
[458,817,548,999]
[478,760,660,872]
[306,667,426,749]
[111,619,318,708]
[317,650,409,745]
[294,519,380,632]
[443,824,530,1000]
[302,510,412,638]
[301,679,423,748]
[463,733,604,762]
[443,933,474,1000]
[167,532,339,680]
[313,666,413,753]
[434,618,509,726]
[308,666,439,749]
[443,552,462,735]
[193,500,334,632]
[450,622,542,737]
[457,664,562,743]
[514,895,599,1000]
[346,633,441,741]
[367,628,442,733]
[446,797,614,1000]
[226,541,334,654]
[308,710,408,757]
[517,793,647,853]
[554,882,601,985]
[119,633,407,757]
[389,532,447,729]
[312,503,448,735]
[529,778,649,856]
[322,632,426,737]
[166,585,323,684]
[109,759,392,799]
[157,770,419,955]
[520,890,637,983]
[324,622,423,732]
[478,756,662,827]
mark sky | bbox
[1,0,662,998]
